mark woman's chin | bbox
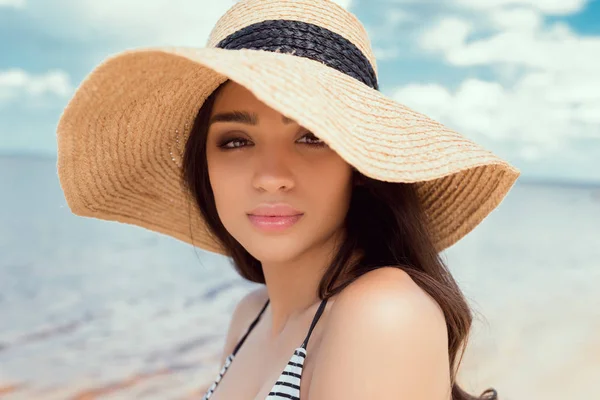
[243,239,306,264]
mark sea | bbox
[1,155,599,400]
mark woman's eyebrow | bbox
[209,111,295,126]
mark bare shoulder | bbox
[236,285,270,318]
[333,266,445,321]
[310,266,451,400]
[220,285,269,364]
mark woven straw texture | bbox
[56,0,519,254]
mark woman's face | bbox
[205,81,354,263]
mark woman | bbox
[56,0,519,399]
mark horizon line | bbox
[1,151,599,188]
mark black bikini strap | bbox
[232,298,270,356]
[301,297,329,350]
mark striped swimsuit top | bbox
[202,297,328,400]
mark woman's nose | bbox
[251,148,296,193]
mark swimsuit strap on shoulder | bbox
[301,297,328,350]
[232,298,270,356]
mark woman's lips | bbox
[247,214,304,232]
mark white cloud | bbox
[420,17,474,53]
[0,69,73,104]
[393,73,600,159]
[386,9,414,25]
[373,46,401,60]
[488,7,544,31]
[452,0,588,15]
[421,17,600,74]
[21,0,237,47]
[0,0,24,7]
[381,0,587,15]
[331,0,352,9]
[402,0,600,168]
[24,0,352,48]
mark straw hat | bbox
[56,0,519,254]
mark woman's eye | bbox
[217,132,326,149]
[219,137,251,149]
[297,132,326,146]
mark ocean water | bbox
[0,155,598,400]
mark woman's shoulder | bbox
[308,266,450,398]
[220,285,269,363]
[239,284,269,307]
[230,285,269,337]
[333,266,443,316]
[331,266,447,336]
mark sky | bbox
[0,0,599,184]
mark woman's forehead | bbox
[213,81,262,109]
[211,82,298,125]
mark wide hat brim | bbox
[56,46,519,254]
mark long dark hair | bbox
[182,80,498,400]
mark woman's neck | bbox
[260,233,363,339]
[261,246,332,339]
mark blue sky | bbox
[1,0,599,184]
